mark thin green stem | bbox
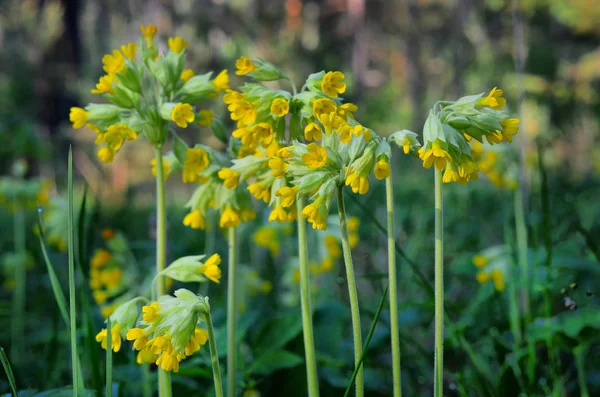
[297,196,320,397]
[514,185,531,323]
[503,218,522,348]
[204,311,224,397]
[106,318,113,397]
[574,346,589,397]
[227,226,238,397]
[386,174,402,397]
[12,204,26,365]
[68,148,79,396]
[154,147,171,397]
[434,168,443,397]
[337,188,364,397]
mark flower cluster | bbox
[69,24,227,163]
[221,57,392,231]
[471,141,519,189]
[156,253,222,284]
[415,87,520,184]
[472,246,508,292]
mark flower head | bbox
[301,143,327,169]
[270,98,289,117]
[321,71,346,98]
[168,37,188,54]
[171,103,195,128]
[235,56,257,75]
[477,87,506,110]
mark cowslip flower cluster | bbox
[69,24,227,163]
[471,140,519,189]
[125,289,210,372]
[472,246,508,292]
[155,253,222,284]
[415,87,520,184]
[222,57,392,231]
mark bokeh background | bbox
[1,0,599,396]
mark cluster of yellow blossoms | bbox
[216,57,397,231]
[472,247,508,292]
[416,87,520,184]
[471,141,519,189]
[69,24,227,163]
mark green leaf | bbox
[0,347,18,397]
[246,350,303,376]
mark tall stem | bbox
[296,196,320,397]
[337,188,364,397]
[204,311,224,397]
[106,318,113,397]
[386,174,402,397]
[12,204,26,365]
[68,149,79,396]
[514,185,531,322]
[227,226,238,397]
[154,147,171,397]
[434,168,444,397]
[574,346,589,397]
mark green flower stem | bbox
[296,196,320,397]
[385,173,402,397]
[514,185,531,322]
[68,148,79,396]
[11,204,25,366]
[574,345,589,397]
[337,187,364,397]
[106,318,113,397]
[154,146,171,397]
[204,311,224,397]
[227,226,238,397]
[434,168,443,397]
[503,217,522,348]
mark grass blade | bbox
[68,147,79,396]
[0,347,18,396]
[343,285,389,397]
[106,318,113,397]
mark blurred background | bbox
[1,0,599,396]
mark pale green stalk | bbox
[204,311,224,397]
[434,168,443,397]
[154,147,171,397]
[227,226,238,397]
[503,219,522,348]
[11,203,25,365]
[296,196,320,397]
[514,185,531,322]
[574,346,589,397]
[385,173,402,397]
[68,148,79,396]
[106,318,113,397]
[337,188,364,397]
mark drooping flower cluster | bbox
[470,140,519,189]
[220,57,394,230]
[69,25,227,163]
[414,87,520,184]
[472,246,509,292]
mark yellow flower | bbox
[275,186,297,208]
[248,182,271,203]
[476,272,490,284]
[260,281,273,294]
[268,157,288,178]
[140,24,157,42]
[402,136,412,154]
[499,118,520,142]
[337,123,353,144]
[473,255,488,268]
[253,227,279,256]
[100,268,122,290]
[345,172,369,194]
[491,269,504,291]
[171,103,195,128]
[181,69,195,82]
[69,107,89,129]
[349,233,359,248]
[98,148,115,163]
[442,167,459,184]
[102,50,125,75]
[477,87,506,110]
[142,302,161,323]
[325,235,341,258]
[270,98,289,117]
[347,217,360,232]
[197,109,214,127]
[147,334,172,355]
[183,210,205,230]
[96,325,122,352]
[120,42,138,59]
[321,71,346,98]
[213,69,230,92]
[485,130,504,145]
[312,98,336,119]
[235,56,256,75]
[91,74,115,94]
[230,100,257,127]
[168,36,188,54]
[182,147,209,183]
[419,141,451,170]
[91,249,112,268]
[126,327,149,351]
[137,348,158,364]
[220,206,241,228]
[374,160,390,180]
[100,304,117,318]
[151,158,170,179]
[198,254,221,283]
[93,290,108,304]
[304,123,322,142]
[218,168,240,189]
[156,350,179,372]
[240,208,256,222]
[302,143,327,169]
[269,206,289,223]
[185,328,209,356]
